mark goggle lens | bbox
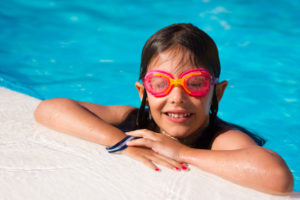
[185,76,209,92]
[145,75,169,94]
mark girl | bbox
[34,23,294,194]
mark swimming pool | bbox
[1,0,299,191]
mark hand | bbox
[126,129,189,162]
[121,146,184,171]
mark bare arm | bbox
[126,129,294,194]
[34,98,134,146]
[180,145,294,194]
[34,98,182,170]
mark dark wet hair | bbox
[136,23,265,147]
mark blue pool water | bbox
[1,0,299,191]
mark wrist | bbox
[178,145,192,162]
[106,136,137,153]
[120,146,132,155]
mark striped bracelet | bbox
[106,136,137,153]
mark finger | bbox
[126,138,154,149]
[180,162,188,166]
[148,154,181,171]
[155,154,183,170]
[179,162,189,171]
[126,129,158,140]
[136,156,160,172]
[149,152,188,171]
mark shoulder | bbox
[211,129,258,150]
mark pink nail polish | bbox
[175,167,180,171]
[180,162,185,165]
[155,168,160,171]
[182,166,188,170]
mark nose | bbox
[168,86,187,104]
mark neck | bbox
[179,117,210,147]
[156,117,212,146]
[161,130,179,141]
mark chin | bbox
[164,127,193,138]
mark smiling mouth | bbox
[165,112,192,118]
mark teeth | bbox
[167,113,191,118]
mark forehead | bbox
[147,47,210,77]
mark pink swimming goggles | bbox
[143,68,218,98]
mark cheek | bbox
[197,89,214,115]
[147,96,164,114]
[205,88,214,112]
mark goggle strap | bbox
[214,78,219,84]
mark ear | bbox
[135,81,145,101]
[215,80,228,103]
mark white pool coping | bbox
[0,87,299,200]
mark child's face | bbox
[137,48,217,139]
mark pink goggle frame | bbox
[143,68,218,98]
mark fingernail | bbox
[180,162,185,165]
[155,168,160,171]
[174,167,180,171]
[182,166,188,171]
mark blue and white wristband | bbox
[106,136,137,153]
